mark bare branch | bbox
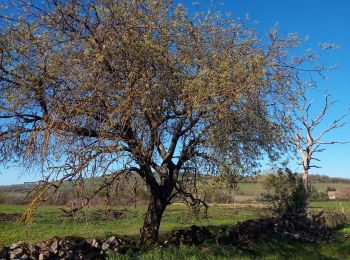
[293,91,348,191]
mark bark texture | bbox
[140,182,173,244]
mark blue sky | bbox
[0,0,349,184]
[186,0,350,178]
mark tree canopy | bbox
[0,0,317,243]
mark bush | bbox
[307,185,329,201]
[326,186,336,192]
[309,191,329,201]
[322,211,347,228]
[261,168,308,218]
[201,187,235,204]
[0,192,7,204]
[0,192,27,205]
[212,190,235,204]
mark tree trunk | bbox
[140,184,173,244]
[302,170,308,197]
[302,169,309,217]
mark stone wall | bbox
[0,236,127,260]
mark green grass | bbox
[234,182,350,202]
[310,200,350,209]
[0,204,264,246]
[0,202,349,259]
[310,200,350,217]
[238,183,265,194]
[313,182,350,192]
[105,225,350,260]
[237,182,350,196]
[107,236,350,260]
[0,201,349,246]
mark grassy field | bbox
[1,178,350,259]
[313,182,350,192]
[106,234,350,260]
[0,201,349,259]
[230,181,350,202]
[0,204,265,246]
[0,201,349,245]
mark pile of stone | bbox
[215,216,330,251]
[91,236,127,255]
[163,225,212,247]
[215,217,278,252]
[0,235,128,260]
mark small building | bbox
[328,191,337,199]
[328,190,350,200]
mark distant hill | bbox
[240,173,350,184]
[0,173,349,205]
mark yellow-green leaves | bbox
[0,0,316,181]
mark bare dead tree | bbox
[294,92,348,214]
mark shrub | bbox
[212,190,234,204]
[201,187,235,204]
[326,186,336,192]
[0,192,7,204]
[0,192,27,205]
[322,211,347,228]
[261,168,308,218]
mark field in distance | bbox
[1,173,350,205]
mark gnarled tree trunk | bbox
[140,182,174,244]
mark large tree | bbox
[0,0,316,243]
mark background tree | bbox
[294,92,348,214]
[0,0,320,243]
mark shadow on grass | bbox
[107,224,350,260]
[257,235,338,260]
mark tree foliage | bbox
[0,0,320,243]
